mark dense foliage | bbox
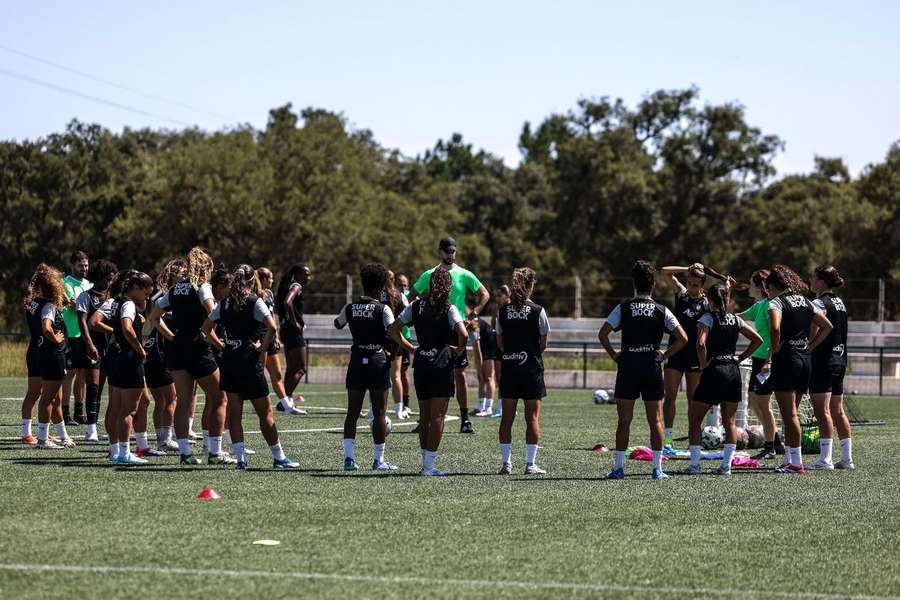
[2,88,898,326]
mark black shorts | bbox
[694,362,742,405]
[399,347,410,368]
[144,356,173,389]
[219,353,268,399]
[26,344,42,378]
[265,339,279,355]
[479,338,499,361]
[41,352,67,381]
[280,322,306,350]
[166,341,218,379]
[66,337,93,370]
[499,364,546,399]
[615,355,664,401]
[809,362,846,395]
[413,358,455,399]
[666,347,701,373]
[107,351,145,389]
[452,349,469,370]
[770,353,811,395]
[748,356,775,395]
[346,352,390,391]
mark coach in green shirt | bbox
[62,250,92,425]
[411,237,489,433]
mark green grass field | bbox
[1,377,899,599]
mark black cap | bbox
[439,236,457,252]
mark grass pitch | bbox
[0,377,899,599]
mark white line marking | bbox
[0,563,894,599]
[247,415,454,435]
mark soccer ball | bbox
[592,389,609,404]
[747,425,765,449]
[702,425,724,450]
[735,427,749,450]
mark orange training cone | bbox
[197,487,222,500]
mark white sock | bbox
[500,443,512,464]
[55,421,68,439]
[21,418,32,437]
[652,450,663,471]
[202,430,209,450]
[614,450,625,471]
[280,396,293,409]
[86,423,97,437]
[223,430,232,446]
[664,427,673,440]
[374,443,385,464]
[233,442,246,462]
[208,436,222,455]
[790,446,802,465]
[109,442,117,456]
[485,398,493,412]
[135,432,149,450]
[270,443,286,461]
[423,450,436,469]
[177,438,191,455]
[689,445,702,468]
[156,428,165,444]
[525,444,538,465]
[722,443,736,469]
[477,398,486,412]
[118,441,129,457]
[343,438,355,461]
[37,422,49,442]
[394,403,403,415]
[819,438,833,463]
[840,437,853,462]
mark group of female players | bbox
[19,245,854,477]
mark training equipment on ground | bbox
[746,425,765,449]
[801,426,820,453]
[735,427,749,450]
[593,389,609,404]
[702,425,724,450]
[197,487,222,500]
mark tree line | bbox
[1,86,898,329]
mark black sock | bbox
[402,395,410,408]
[764,440,775,452]
[62,404,71,420]
[86,383,100,425]
[74,402,84,417]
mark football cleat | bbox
[159,439,180,452]
[59,437,77,448]
[715,466,732,476]
[21,435,38,445]
[274,457,300,469]
[236,460,248,471]
[651,468,669,480]
[84,432,100,442]
[286,406,307,415]
[806,459,834,471]
[603,467,625,480]
[37,439,63,449]
[498,462,512,475]
[459,420,475,434]
[524,463,546,475]
[207,453,237,465]
[372,460,398,472]
[753,449,776,460]
[682,464,702,475]
[136,447,166,458]
[179,454,201,466]
[775,463,805,474]
[343,458,359,471]
[420,466,449,477]
[117,453,148,465]
[834,459,855,470]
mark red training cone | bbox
[591,443,610,452]
[197,487,222,500]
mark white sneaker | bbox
[834,459,855,470]
[401,407,413,419]
[683,464,702,475]
[807,458,835,471]
[286,406,307,415]
[420,466,449,477]
[373,460,398,472]
[37,439,63,449]
[159,439,180,452]
[524,463,546,475]
[84,432,99,442]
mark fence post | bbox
[582,343,587,389]
[306,344,311,384]
[574,275,582,320]
[879,347,883,396]
[877,278,885,323]
[346,275,353,305]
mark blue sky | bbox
[2,1,898,176]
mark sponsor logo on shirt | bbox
[789,338,809,349]
[352,304,375,319]
[833,298,846,312]
[626,344,656,353]
[502,351,528,365]
[357,343,383,351]
[226,339,242,350]
[172,283,192,296]
[785,294,807,309]
[418,348,438,358]
[713,354,736,362]
[833,343,845,356]
[630,302,657,318]
[506,305,533,320]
